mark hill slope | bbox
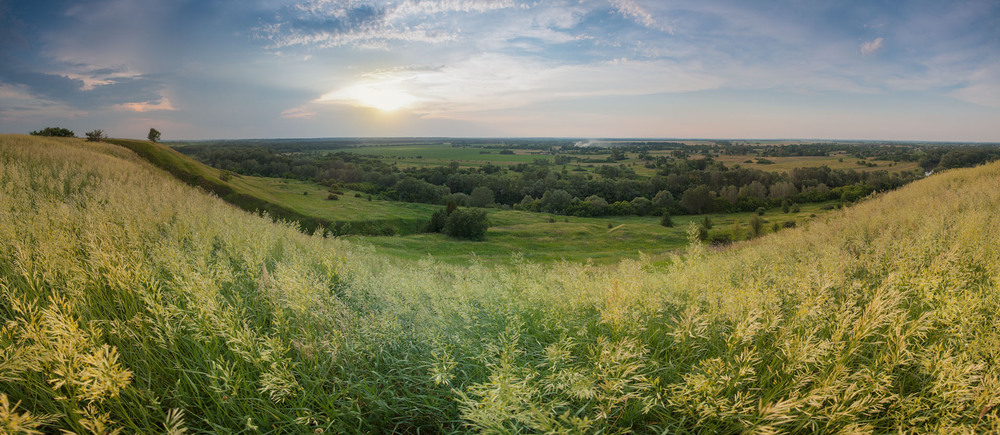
[0,134,997,433]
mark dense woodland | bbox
[179,141,1000,218]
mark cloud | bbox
[113,95,176,112]
[256,0,519,49]
[0,64,169,111]
[860,37,885,56]
[0,82,88,124]
[314,53,721,117]
[280,106,317,119]
[610,0,670,33]
[950,63,1000,108]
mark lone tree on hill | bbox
[85,129,107,142]
[147,128,161,142]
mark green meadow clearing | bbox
[94,138,838,265]
[2,134,998,433]
[326,142,920,180]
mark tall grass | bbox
[0,134,998,433]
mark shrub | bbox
[700,216,713,229]
[327,194,339,200]
[748,215,764,237]
[695,223,709,241]
[756,207,766,215]
[354,193,362,198]
[707,231,733,245]
[426,209,448,233]
[444,209,489,240]
[660,211,674,227]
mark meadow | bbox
[101,138,837,265]
[1,134,998,433]
[339,143,550,169]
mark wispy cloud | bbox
[860,37,885,56]
[256,0,518,49]
[113,94,175,112]
[610,0,670,33]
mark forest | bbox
[171,140,995,218]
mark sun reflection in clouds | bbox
[319,83,418,112]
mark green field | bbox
[331,143,921,180]
[710,152,922,173]
[94,137,838,265]
[355,204,831,265]
[339,143,551,168]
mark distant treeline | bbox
[182,144,945,217]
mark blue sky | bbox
[0,0,998,141]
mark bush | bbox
[426,208,448,233]
[444,209,489,240]
[748,215,764,238]
[700,216,713,229]
[30,127,75,137]
[660,211,674,227]
[85,129,107,142]
[756,207,766,215]
[707,231,733,245]
[695,224,709,241]
[327,193,339,200]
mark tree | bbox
[585,195,608,215]
[147,128,161,142]
[468,186,495,208]
[738,181,767,200]
[30,127,75,137]
[444,209,489,240]
[630,196,652,216]
[85,130,107,142]
[769,181,797,200]
[652,190,675,209]
[540,189,573,214]
[680,184,714,214]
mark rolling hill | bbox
[0,134,997,433]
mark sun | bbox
[322,83,418,112]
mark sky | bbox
[0,0,998,141]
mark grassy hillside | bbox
[1,134,998,433]
[112,137,830,265]
[105,138,430,235]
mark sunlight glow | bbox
[320,84,418,112]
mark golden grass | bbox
[0,134,998,433]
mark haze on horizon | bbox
[0,0,998,142]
